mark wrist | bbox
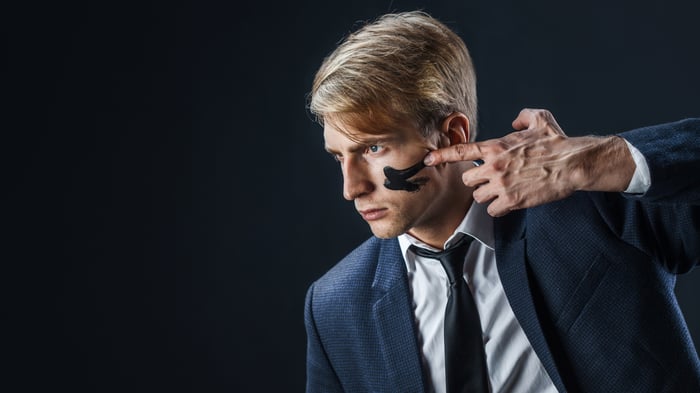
[576,135,635,192]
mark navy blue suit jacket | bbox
[305,119,700,392]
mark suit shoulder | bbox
[312,236,388,295]
[305,236,405,340]
[307,236,403,315]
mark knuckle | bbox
[492,159,505,172]
[474,142,485,156]
[453,143,469,158]
[494,140,508,153]
[535,109,550,119]
[540,110,557,127]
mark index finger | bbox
[424,142,482,166]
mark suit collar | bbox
[397,201,495,257]
[372,238,427,392]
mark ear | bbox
[440,112,470,146]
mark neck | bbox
[407,186,475,249]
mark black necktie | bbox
[410,235,490,393]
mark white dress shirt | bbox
[397,143,650,393]
[399,203,558,393]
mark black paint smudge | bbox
[383,160,429,192]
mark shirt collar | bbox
[398,201,495,263]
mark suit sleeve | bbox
[608,118,700,273]
[304,283,344,393]
[619,118,700,204]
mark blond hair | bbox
[309,11,477,140]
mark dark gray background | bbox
[5,0,699,391]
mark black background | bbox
[5,0,700,391]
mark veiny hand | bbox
[424,108,636,217]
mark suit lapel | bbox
[494,211,568,393]
[372,239,427,393]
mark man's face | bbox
[323,119,463,240]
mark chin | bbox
[368,222,408,239]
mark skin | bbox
[424,109,637,217]
[323,113,475,248]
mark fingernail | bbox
[424,154,434,165]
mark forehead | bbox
[322,117,421,149]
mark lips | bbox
[358,208,388,221]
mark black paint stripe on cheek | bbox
[383,160,428,192]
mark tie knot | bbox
[409,235,473,285]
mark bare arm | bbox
[424,109,636,217]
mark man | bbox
[304,10,700,393]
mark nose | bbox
[342,158,374,201]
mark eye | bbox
[368,145,383,154]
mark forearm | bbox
[575,135,636,193]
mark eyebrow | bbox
[324,146,340,157]
[324,136,397,155]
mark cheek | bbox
[376,143,431,169]
[383,160,429,192]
